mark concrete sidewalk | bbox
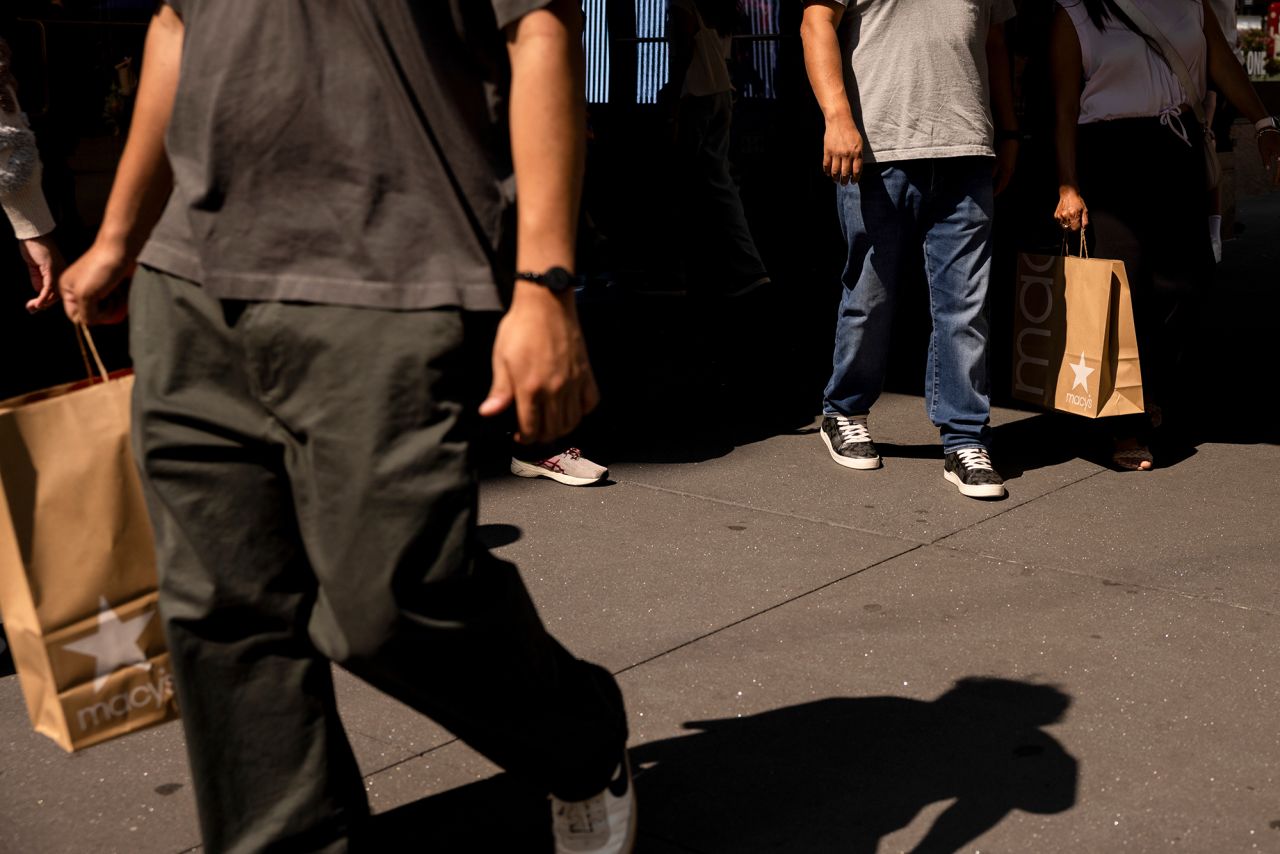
[2,198,1279,853]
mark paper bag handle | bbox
[1061,231,1089,259]
[74,323,111,383]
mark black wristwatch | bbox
[995,128,1021,143]
[514,267,582,294]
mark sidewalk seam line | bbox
[619,480,931,547]
[612,543,926,678]
[926,467,1108,548]
[359,543,928,781]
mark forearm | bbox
[94,4,183,260]
[987,24,1017,132]
[1053,103,1080,188]
[800,10,853,124]
[1205,11,1268,124]
[1049,11,1082,189]
[506,0,585,280]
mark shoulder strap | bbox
[1109,0,1206,124]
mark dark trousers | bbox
[1077,116,1213,433]
[129,267,627,854]
[676,91,768,290]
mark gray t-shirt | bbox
[833,0,1016,164]
[141,0,550,311]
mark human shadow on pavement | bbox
[631,677,1077,853]
[357,681,1075,853]
[476,523,523,550]
[362,772,553,851]
[990,412,1088,480]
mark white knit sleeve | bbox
[1,85,56,240]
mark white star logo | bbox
[62,598,155,692]
[1068,352,1094,393]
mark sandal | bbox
[1112,440,1153,472]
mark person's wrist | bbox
[91,229,136,264]
[514,264,582,295]
[512,278,576,308]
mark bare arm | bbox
[987,20,1018,195]
[1050,7,1088,231]
[478,0,599,444]
[800,0,862,185]
[62,3,183,324]
[1202,0,1279,185]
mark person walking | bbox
[801,0,1019,499]
[59,3,635,852]
[665,0,771,298]
[1,36,59,314]
[1051,0,1280,469]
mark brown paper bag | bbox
[1011,250,1144,419]
[0,328,177,751]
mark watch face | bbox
[544,267,574,293]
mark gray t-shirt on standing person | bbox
[831,0,1016,164]
[140,0,552,311]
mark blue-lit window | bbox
[581,0,780,105]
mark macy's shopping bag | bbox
[0,328,177,751]
[1011,249,1144,419]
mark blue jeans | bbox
[822,157,994,453]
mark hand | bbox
[18,234,63,313]
[1260,131,1280,187]
[60,239,134,325]
[823,115,863,186]
[478,284,599,445]
[993,139,1018,196]
[1054,186,1089,232]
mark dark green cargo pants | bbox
[129,267,627,853]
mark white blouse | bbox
[1058,0,1206,125]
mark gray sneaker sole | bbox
[944,469,1006,499]
[820,429,881,470]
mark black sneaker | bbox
[943,447,1006,499]
[820,414,881,470]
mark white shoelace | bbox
[1159,105,1192,148]
[955,447,995,472]
[834,415,871,447]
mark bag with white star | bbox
[1011,242,1145,419]
[0,327,178,751]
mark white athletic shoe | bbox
[510,448,607,486]
[551,757,637,854]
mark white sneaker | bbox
[510,448,607,486]
[551,757,637,854]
